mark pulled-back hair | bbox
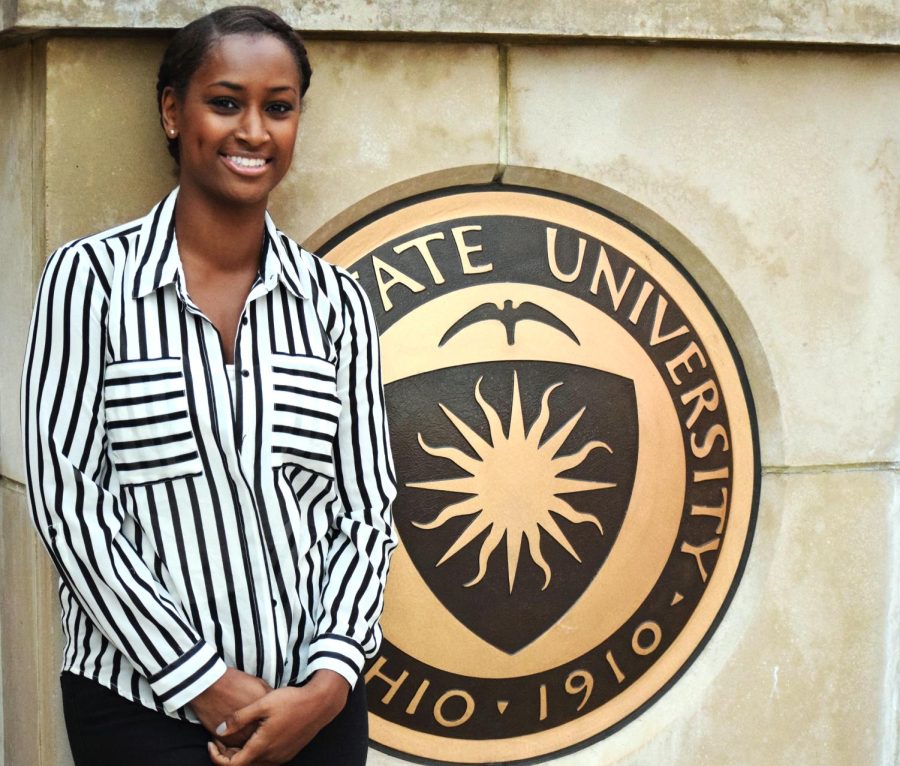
[156,5,312,162]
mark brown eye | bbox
[209,97,238,111]
[267,102,294,115]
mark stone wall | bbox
[1,4,897,765]
[5,0,900,45]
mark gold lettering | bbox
[364,656,409,704]
[539,684,548,721]
[433,690,475,728]
[372,257,426,312]
[452,225,492,274]
[690,487,728,535]
[690,423,730,458]
[665,341,708,385]
[565,670,594,712]
[649,295,689,346]
[631,621,662,656]
[628,281,655,324]
[405,679,431,715]
[590,246,635,310]
[693,467,730,483]
[605,650,625,683]
[546,227,586,283]
[680,380,720,429]
[393,233,446,284]
[681,537,721,582]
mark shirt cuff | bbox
[147,640,228,713]
[304,634,365,689]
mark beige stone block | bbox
[0,44,37,485]
[0,0,13,31]
[370,470,898,765]
[6,0,900,46]
[1,480,71,766]
[44,37,174,250]
[507,47,900,467]
[271,40,501,245]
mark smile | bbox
[225,155,268,168]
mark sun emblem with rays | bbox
[409,372,616,593]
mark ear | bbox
[160,86,180,138]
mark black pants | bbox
[61,672,368,766]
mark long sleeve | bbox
[21,244,226,712]
[304,272,398,687]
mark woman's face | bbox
[162,33,302,209]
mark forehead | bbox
[192,33,300,88]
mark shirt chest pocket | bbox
[104,357,203,486]
[270,353,341,480]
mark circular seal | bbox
[319,186,759,764]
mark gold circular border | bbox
[324,190,757,763]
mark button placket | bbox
[235,310,256,460]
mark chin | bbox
[214,179,278,209]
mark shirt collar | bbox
[132,187,309,301]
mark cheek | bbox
[275,123,300,161]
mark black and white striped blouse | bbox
[21,188,397,719]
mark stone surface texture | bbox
[0,19,898,766]
[1,482,69,766]
[0,0,13,32]
[3,0,900,45]
[506,45,900,468]
[0,44,38,486]
[43,37,175,251]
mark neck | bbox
[174,184,268,273]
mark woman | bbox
[21,7,397,765]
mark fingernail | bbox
[215,722,227,736]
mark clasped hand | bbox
[192,668,349,766]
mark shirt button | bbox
[242,317,248,326]
[241,369,250,378]
[271,599,278,607]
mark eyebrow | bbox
[211,80,298,94]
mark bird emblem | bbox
[439,299,580,347]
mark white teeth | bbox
[228,156,266,168]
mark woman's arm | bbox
[21,243,227,713]
[303,271,399,687]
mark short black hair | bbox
[156,5,312,162]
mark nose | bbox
[235,107,268,146]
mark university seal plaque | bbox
[319,186,759,763]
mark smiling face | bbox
[161,33,301,210]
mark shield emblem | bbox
[385,360,638,654]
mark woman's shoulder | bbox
[42,215,147,294]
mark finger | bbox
[213,740,240,757]
[220,722,256,748]
[217,741,263,766]
[213,725,274,766]
[207,741,232,764]
[216,696,269,738]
